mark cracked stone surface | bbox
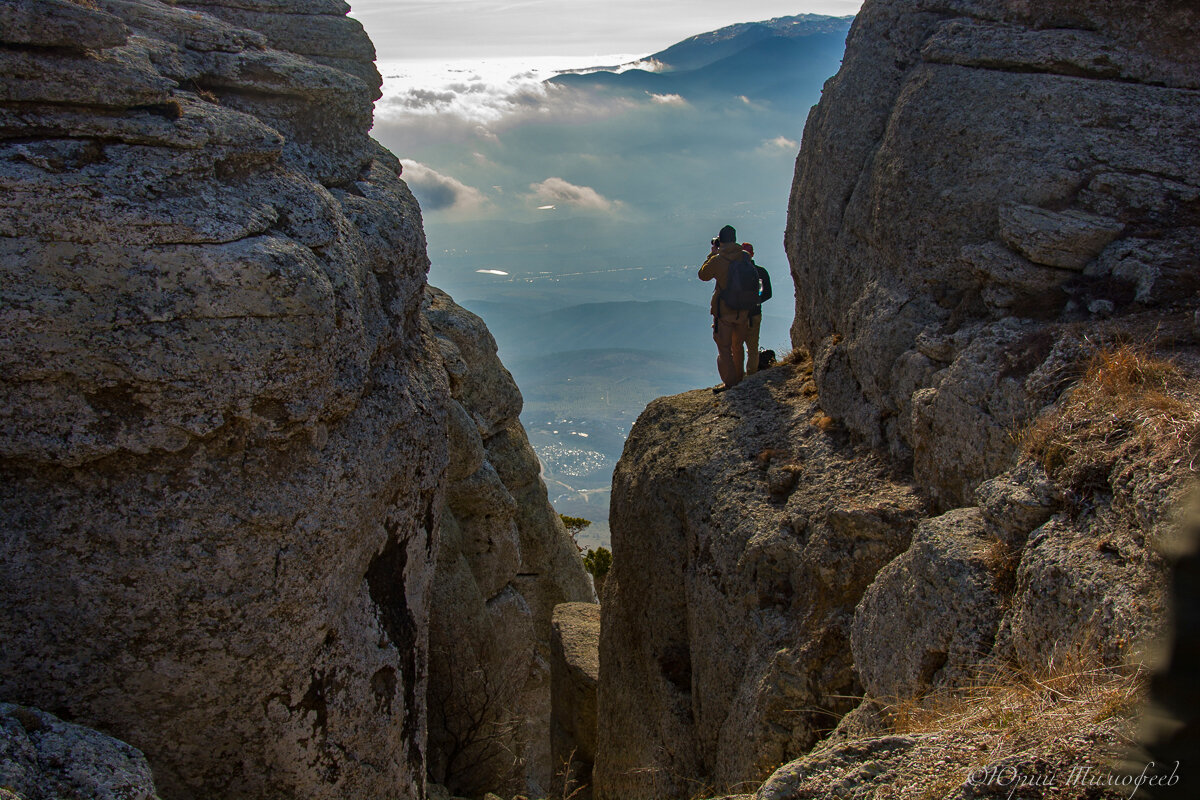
[785,0,1200,509]
[424,288,594,798]
[0,2,447,799]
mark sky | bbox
[348,0,863,60]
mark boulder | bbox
[0,704,161,800]
[551,602,602,794]
[593,363,926,799]
[995,514,1169,672]
[852,509,1003,701]
[997,204,1124,271]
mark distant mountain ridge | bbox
[558,13,855,75]
[645,13,856,73]
[549,14,853,103]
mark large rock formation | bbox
[778,0,1198,724]
[786,0,1200,510]
[425,289,594,798]
[593,361,926,799]
[596,1,1197,798]
[0,1,449,798]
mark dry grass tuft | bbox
[885,657,1147,764]
[781,347,811,368]
[1021,344,1200,495]
[812,412,836,431]
[981,537,1022,599]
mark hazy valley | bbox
[371,14,852,543]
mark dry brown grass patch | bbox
[885,658,1147,765]
[781,347,812,367]
[1021,344,1200,495]
[812,412,836,431]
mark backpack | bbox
[721,254,760,311]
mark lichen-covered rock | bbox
[425,289,594,798]
[994,513,1169,672]
[551,602,601,794]
[852,508,1002,701]
[0,704,161,800]
[0,2,447,799]
[848,444,1172,712]
[786,0,1200,507]
[593,363,926,800]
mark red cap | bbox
[741,242,754,257]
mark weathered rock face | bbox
[0,2,447,799]
[851,458,1172,710]
[424,289,595,798]
[852,508,1003,702]
[786,0,1200,509]
[593,363,927,800]
[550,602,601,796]
[0,703,162,800]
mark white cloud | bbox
[400,160,488,213]
[760,135,799,152]
[648,93,687,105]
[374,56,653,145]
[528,177,617,212]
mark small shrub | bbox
[781,347,811,367]
[982,537,1022,599]
[582,546,611,583]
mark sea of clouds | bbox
[375,56,651,125]
[372,56,701,218]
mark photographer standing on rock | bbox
[699,224,762,393]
